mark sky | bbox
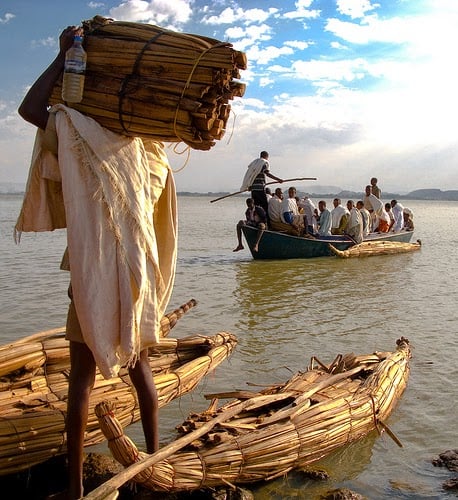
[1,0,457,194]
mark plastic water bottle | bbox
[62,35,87,103]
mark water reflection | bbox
[250,432,378,499]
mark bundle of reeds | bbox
[329,239,421,258]
[91,338,410,495]
[48,16,247,150]
[0,299,238,476]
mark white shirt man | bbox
[390,200,404,232]
[346,200,363,243]
[267,188,283,223]
[280,187,304,232]
[356,201,371,236]
[331,198,349,235]
[280,187,301,223]
[298,196,316,233]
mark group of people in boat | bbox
[233,152,414,252]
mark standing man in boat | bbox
[240,151,283,213]
[370,177,382,199]
[15,26,177,499]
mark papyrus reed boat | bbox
[0,299,237,476]
[329,239,421,258]
[91,338,410,496]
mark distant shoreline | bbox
[177,189,458,201]
[3,189,458,202]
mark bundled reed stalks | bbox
[91,338,410,495]
[0,299,238,476]
[48,16,247,150]
[329,239,421,258]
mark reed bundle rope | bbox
[90,338,410,496]
[48,16,247,150]
[0,299,238,476]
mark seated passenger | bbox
[346,200,363,243]
[233,198,267,253]
[390,199,405,232]
[279,186,305,235]
[376,205,391,232]
[316,200,332,237]
[403,208,414,231]
[385,203,395,231]
[298,195,316,234]
[331,198,349,235]
[356,200,371,236]
[267,187,283,226]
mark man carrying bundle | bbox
[239,151,283,213]
[16,26,177,499]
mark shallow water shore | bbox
[2,448,457,499]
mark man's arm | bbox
[265,171,283,183]
[18,26,79,130]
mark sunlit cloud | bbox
[336,0,379,20]
[203,7,279,26]
[109,0,193,25]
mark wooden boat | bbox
[329,239,421,258]
[241,225,415,259]
[0,299,237,476]
[91,338,411,496]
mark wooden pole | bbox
[209,177,317,203]
[83,398,257,499]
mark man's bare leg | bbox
[129,349,159,453]
[233,221,244,252]
[253,224,265,252]
[66,341,96,499]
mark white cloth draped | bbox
[15,105,177,378]
[240,158,269,191]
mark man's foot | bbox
[233,245,244,252]
[253,245,259,252]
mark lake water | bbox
[1,193,457,499]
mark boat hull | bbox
[241,225,415,259]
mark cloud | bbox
[325,15,410,45]
[336,0,380,20]
[226,23,273,47]
[202,7,279,26]
[284,40,309,50]
[109,0,193,26]
[269,57,372,85]
[283,0,320,20]
[246,44,294,65]
[0,13,15,24]
[31,37,56,49]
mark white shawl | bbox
[240,157,268,191]
[16,105,177,378]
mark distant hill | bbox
[403,189,458,201]
[303,188,458,201]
